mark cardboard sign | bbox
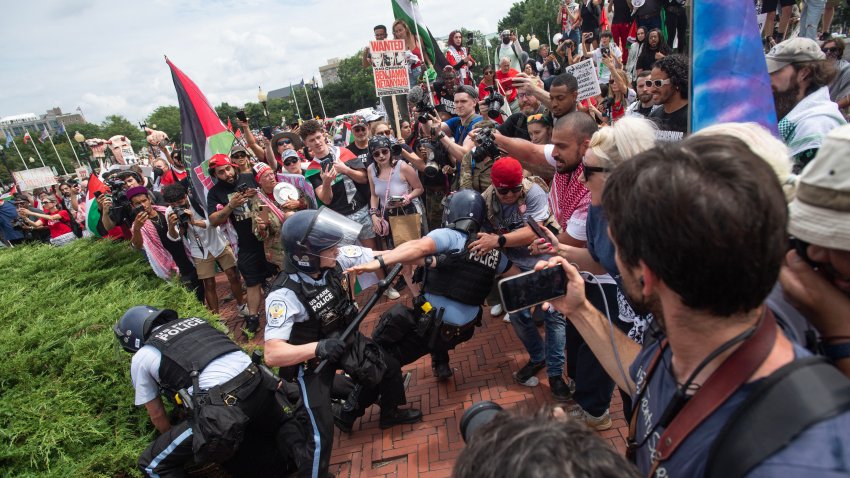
[370,39,411,97]
[276,172,318,209]
[13,167,58,191]
[75,166,90,180]
[563,59,602,101]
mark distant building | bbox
[0,107,86,137]
[267,85,294,100]
[319,58,342,85]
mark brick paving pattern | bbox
[216,275,630,478]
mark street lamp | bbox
[74,131,94,170]
[529,34,540,51]
[258,86,272,128]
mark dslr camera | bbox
[471,127,501,162]
[482,86,505,120]
[173,206,192,229]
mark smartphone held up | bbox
[498,266,568,314]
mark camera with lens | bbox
[482,86,505,120]
[460,401,504,443]
[471,127,501,162]
[391,142,403,157]
[173,206,192,229]
[601,46,610,57]
[104,177,132,220]
[11,216,27,230]
[419,139,451,180]
[416,99,437,125]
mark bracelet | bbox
[369,207,379,215]
[376,255,388,274]
[437,132,447,140]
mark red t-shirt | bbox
[160,168,188,186]
[495,69,519,103]
[45,210,72,238]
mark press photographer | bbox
[459,122,502,192]
[163,183,246,316]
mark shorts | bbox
[347,206,376,240]
[195,245,237,280]
[761,0,796,14]
[237,247,278,287]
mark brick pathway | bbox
[215,276,630,478]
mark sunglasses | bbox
[276,139,292,146]
[582,161,610,181]
[527,113,545,122]
[353,126,367,132]
[608,79,616,84]
[495,185,523,195]
[373,148,391,158]
[822,47,839,54]
[643,79,671,88]
[231,152,248,159]
[376,130,392,136]
[484,71,494,75]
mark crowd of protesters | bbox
[4,7,850,476]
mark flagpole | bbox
[314,79,328,119]
[409,1,434,102]
[61,122,81,167]
[290,82,303,120]
[47,135,69,175]
[11,138,28,169]
[26,130,47,167]
[302,81,315,118]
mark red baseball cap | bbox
[490,157,523,188]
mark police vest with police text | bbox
[145,317,242,395]
[423,247,502,306]
[268,265,354,345]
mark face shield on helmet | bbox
[442,189,486,236]
[283,208,364,273]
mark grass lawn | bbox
[0,239,218,477]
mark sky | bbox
[0,0,511,125]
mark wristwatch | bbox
[437,131,447,140]
[497,234,507,247]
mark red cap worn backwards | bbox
[490,157,523,188]
[208,154,232,171]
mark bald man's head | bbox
[550,112,598,173]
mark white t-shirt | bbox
[590,44,623,83]
[165,206,228,259]
[130,346,251,406]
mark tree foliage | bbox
[146,106,181,141]
[497,0,563,54]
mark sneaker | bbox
[379,407,422,429]
[513,360,545,386]
[490,304,504,316]
[549,375,573,402]
[502,312,511,323]
[568,404,612,431]
[384,286,400,300]
[237,303,249,316]
[433,362,453,380]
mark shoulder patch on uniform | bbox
[266,300,287,328]
[340,245,363,258]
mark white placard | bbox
[370,39,411,97]
[563,58,602,102]
[13,167,58,191]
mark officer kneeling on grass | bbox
[346,189,512,381]
[263,208,422,478]
[114,306,306,478]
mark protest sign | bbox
[563,59,602,101]
[13,167,58,191]
[277,172,318,208]
[75,166,90,181]
[370,40,410,97]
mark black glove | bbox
[315,338,346,363]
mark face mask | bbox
[502,37,511,45]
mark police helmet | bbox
[368,135,393,158]
[442,189,486,236]
[113,305,178,353]
[282,209,363,273]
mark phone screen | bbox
[526,217,547,239]
[498,267,568,314]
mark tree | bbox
[100,115,145,144]
[496,0,562,58]
[146,106,180,140]
[215,102,240,126]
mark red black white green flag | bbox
[166,57,235,210]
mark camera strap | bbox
[627,309,777,476]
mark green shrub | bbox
[0,239,214,477]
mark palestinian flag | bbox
[166,58,236,210]
[303,147,357,181]
[0,185,16,201]
[391,0,448,71]
[85,173,107,237]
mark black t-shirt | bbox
[433,81,458,117]
[498,112,531,141]
[636,48,659,72]
[151,210,195,275]
[649,104,688,141]
[347,141,373,200]
[206,173,263,252]
[307,153,368,216]
[612,0,631,23]
[635,103,655,117]
[581,2,602,30]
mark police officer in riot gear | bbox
[114,306,303,477]
[263,208,421,478]
[346,189,513,380]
